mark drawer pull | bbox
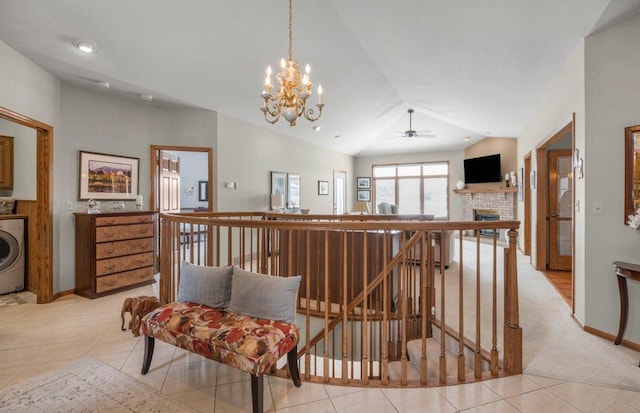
[138,274,148,279]
[136,259,147,265]
[138,229,149,234]
[104,233,115,238]
[104,280,116,287]
[104,248,115,254]
[104,265,116,270]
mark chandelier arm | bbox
[302,104,324,122]
[261,98,282,122]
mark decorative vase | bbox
[456,180,465,190]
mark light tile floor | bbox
[1,286,639,413]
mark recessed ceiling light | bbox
[73,39,97,54]
[312,125,321,132]
[140,94,153,102]
[97,81,110,89]
[464,136,471,141]
[334,135,341,140]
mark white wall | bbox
[354,150,465,220]
[57,85,219,292]
[584,13,640,342]
[517,41,586,321]
[216,113,354,213]
[0,118,37,199]
[0,40,60,126]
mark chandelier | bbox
[260,0,324,126]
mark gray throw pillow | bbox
[229,267,301,324]
[177,261,233,308]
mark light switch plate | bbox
[593,201,603,215]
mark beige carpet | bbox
[442,240,640,391]
[0,356,195,412]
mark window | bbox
[372,162,449,218]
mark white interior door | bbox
[334,170,347,214]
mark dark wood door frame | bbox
[535,114,575,312]
[0,105,54,304]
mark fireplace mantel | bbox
[453,187,517,194]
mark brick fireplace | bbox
[456,188,517,238]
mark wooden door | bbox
[548,150,572,270]
[160,151,180,214]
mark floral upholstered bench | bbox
[141,263,302,413]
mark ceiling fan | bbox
[387,109,436,140]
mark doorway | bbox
[333,170,347,215]
[535,115,574,309]
[150,146,214,213]
[0,106,53,304]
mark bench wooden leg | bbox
[287,347,301,387]
[141,336,155,375]
[250,374,263,413]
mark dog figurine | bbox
[121,296,160,336]
[130,297,161,337]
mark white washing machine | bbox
[0,219,25,295]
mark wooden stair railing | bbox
[157,212,522,386]
[295,230,425,359]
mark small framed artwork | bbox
[357,177,371,189]
[198,180,209,201]
[318,180,329,195]
[79,151,139,200]
[357,190,371,202]
[270,171,288,205]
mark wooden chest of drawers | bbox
[75,211,157,298]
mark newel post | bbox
[503,228,522,374]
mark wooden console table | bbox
[612,261,640,349]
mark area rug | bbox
[0,356,195,412]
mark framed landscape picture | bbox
[357,190,371,202]
[357,177,371,189]
[79,151,139,200]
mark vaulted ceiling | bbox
[0,1,636,156]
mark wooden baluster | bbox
[305,229,311,380]
[381,231,389,385]
[362,230,369,384]
[439,230,447,384]
[323,230,330,382]
[491,229,499,376]
[420,231,428,385]
[474,231,483,379]
[400,239,408,385]
[458,230,466,382]
[342,230,349,383]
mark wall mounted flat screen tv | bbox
[464,154,502,183]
